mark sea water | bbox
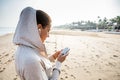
[0,27,16,36]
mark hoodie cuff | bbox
[55,61,62,70]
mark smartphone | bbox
[61,47,70,55]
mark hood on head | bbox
[13,7,45,52]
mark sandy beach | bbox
[0,30,120,80]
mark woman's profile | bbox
[13,7,69,80]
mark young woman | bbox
[13,7,68,80]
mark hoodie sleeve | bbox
[50,61,62,80]
[24,61,48,80]
[23,60,62,80]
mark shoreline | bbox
[1,29,120,37]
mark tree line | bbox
[54,16,120,31]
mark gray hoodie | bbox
[13,7,61,80]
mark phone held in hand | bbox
[61,47,70,55]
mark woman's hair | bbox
[36,10,51,29]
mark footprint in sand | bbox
[65,76,68,79]
[86,70,91,74]
[113,55,118,57]
[61,69,65,72]
[5,54,9,56]
[117,73,120,77]
[0,70,3,73]
[70,74,76,79]
[12,55,14,57]
[65,72,67,75]
[8,59,12,62]
[64,65,69,69]
[0,67,6,73]
[108,62,116,67]
[13,77,17,80]
[96,55,100,58]
[60,77,64,80]
[4,61,8,64]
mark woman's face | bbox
[38,24,51,43]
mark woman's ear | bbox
[37,24,42,30]
[37,24,42,35]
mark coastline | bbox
[0,31,120,80]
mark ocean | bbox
[0,27,16,36]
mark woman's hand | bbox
[53,50,69,63]
[57,53,68,63]
[52,51,61,60]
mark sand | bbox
[0,30,120,80]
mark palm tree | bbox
[116,16,120,24]
[110,16,120,31]
[96,16,101,31]
[103,17,108,29]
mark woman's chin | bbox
[42,40,45,43]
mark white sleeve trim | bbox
[55,61,62,70]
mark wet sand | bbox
[0,30,120,80]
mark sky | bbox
[0,0,120,27]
